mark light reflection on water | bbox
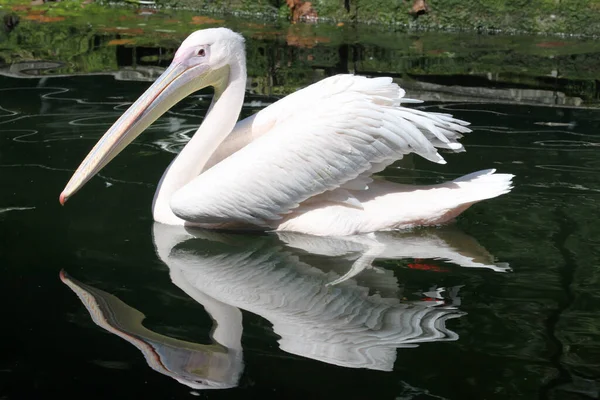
[61,223,510,389]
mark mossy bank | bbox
[128,0,600,36]
[2,0,600,106]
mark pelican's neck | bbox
[153,62,247,225]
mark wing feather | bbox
[171,74,470,226]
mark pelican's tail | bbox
[378,168,515,230]
[451,168,514,203]
[275,169,514,236]
[425,169,514,224]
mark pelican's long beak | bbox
[59,61,216,205]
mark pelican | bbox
[60,28,514,236]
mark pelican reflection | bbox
[62,225,509,388]
[60,269,242,390]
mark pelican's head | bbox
[59,28,245,205]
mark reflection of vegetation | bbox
[2,0,600,103]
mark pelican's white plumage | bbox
[172,75,467,224]
[61,28,514,235]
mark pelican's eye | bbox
[197,48,206,57]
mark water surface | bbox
[1,18,600,400]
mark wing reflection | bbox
[62,225,509,388]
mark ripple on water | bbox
[0,206,36,214]
[533,140,600,148]
[526,182,600,194]
[535,165,600,174]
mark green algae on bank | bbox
[117,0,600,37]
[1,0,600,105]
[3,0,600,36]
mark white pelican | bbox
[60,28,514,236]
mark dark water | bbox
[2,27,600,400]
